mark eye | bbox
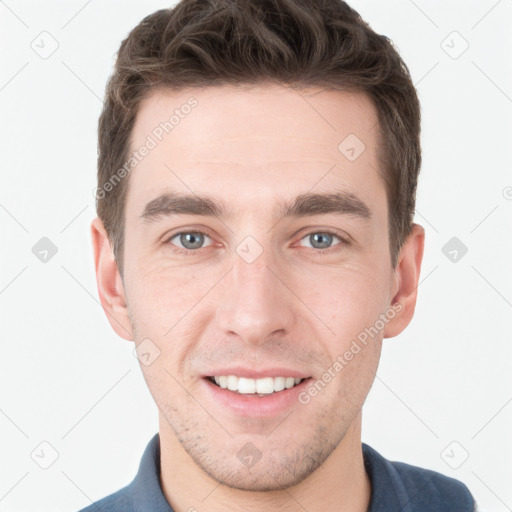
[165,229,348,255]
[166,230,213,253]
[298,231,347,252]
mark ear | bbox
[91,217,133,341]
[383,223,425,339]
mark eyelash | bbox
[164,229,350,256]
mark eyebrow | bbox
[139,191,372,223]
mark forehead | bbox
[126,84,385,220]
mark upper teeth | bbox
[212,376,302,394]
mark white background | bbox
[0,1,511,511]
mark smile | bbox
[208,375,306,396]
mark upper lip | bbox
[202,367,310,379]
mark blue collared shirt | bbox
[78,433,476,511]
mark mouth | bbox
[202,371,313,417]
[206,375,310,397]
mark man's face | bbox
[119,85,398,490]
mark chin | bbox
[201,463,312,492]
[183,434,337,492]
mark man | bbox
[83,0,477,510]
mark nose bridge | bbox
[215,238,294,344]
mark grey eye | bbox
[306,232,337,250]
[170,232,211,250]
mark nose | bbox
[214,243,296,345]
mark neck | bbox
[159,413,371,512]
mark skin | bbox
[92,84,424,512]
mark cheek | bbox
[125,260,203,334]
[299,260,390,339]
[334,337,382,416]
[125,264,212,382]
[127,253,391,342]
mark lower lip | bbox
[202,377,311,417]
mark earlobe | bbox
[91,217,133,341]
[383,223,425,339]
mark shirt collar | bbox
[129,433,174,511]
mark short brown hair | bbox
[97,0,421,274]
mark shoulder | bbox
[77,485,134,512]
[390,458,476,510]
[362,443,476,511]
[75,433,168,512]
